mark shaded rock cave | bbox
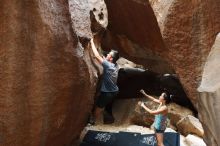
[93,57,198,125]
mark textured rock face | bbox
[0,0,107,146]
[105,0,164,51]
[69,0,108,39]
[149,1,220,145]
[149,0,220,103]
[104,0,173,74]
[168,103,193,126]
[176,115,204,137]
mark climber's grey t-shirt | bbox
[101,60,119,92]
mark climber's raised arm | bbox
[90,38,104,64]
[140,89,161,104]
[138,101,167,115]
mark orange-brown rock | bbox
[176,115,204,137]
[0,0,107,146]
[168,103,193,126]
[104,0,173,74]
[150,0,220,103]
[149,1,220,145]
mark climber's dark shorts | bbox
[96,91,118,108]
[154,128,165,133]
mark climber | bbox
[89,38,119,125]
[139,89,172,146]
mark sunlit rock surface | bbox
[185,134,206,146]
[198,33,220,146]
[176,115,204,137]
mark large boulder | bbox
[149,0,220,103]
[0,0,107,145]
[176,115,204,137]
[168,103,193,126]
[103,0,172,74]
